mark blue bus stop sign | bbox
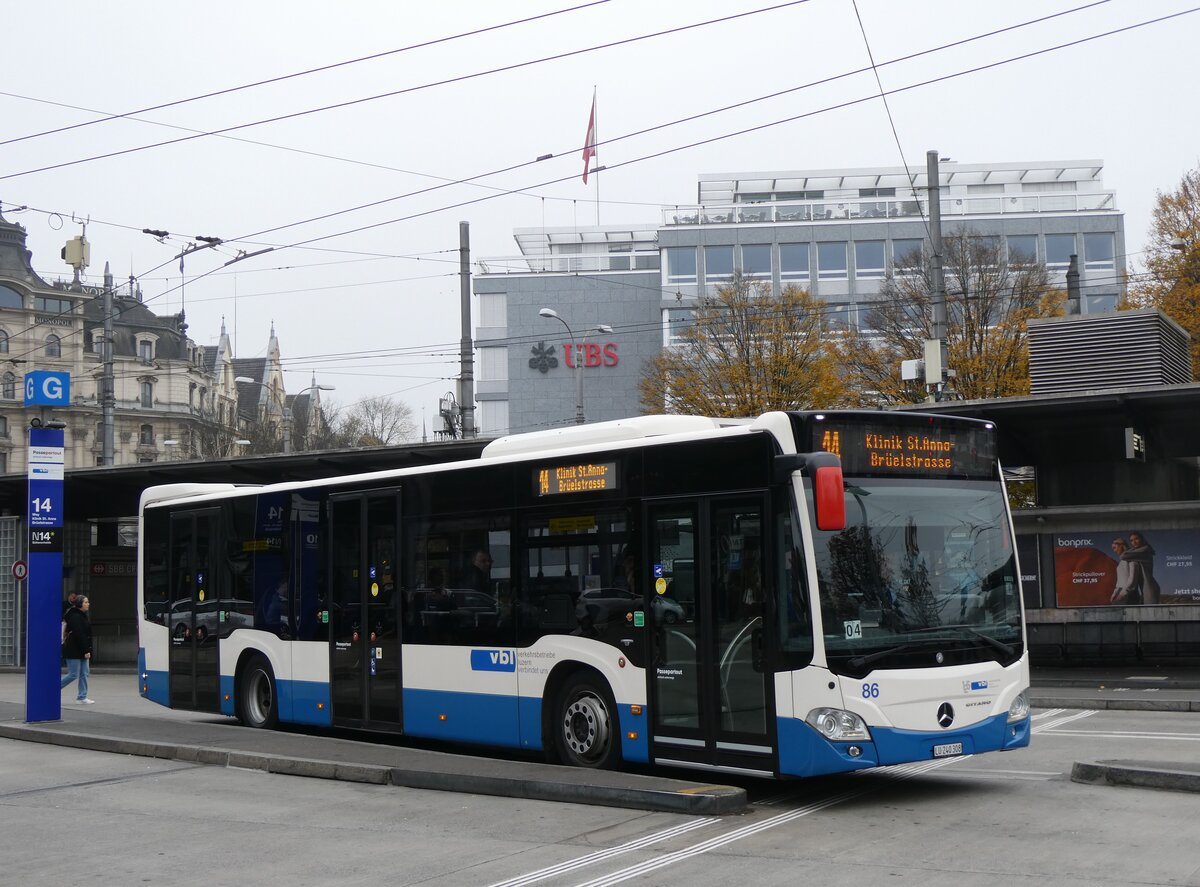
[24,371,70,407]
[26,425,65,722]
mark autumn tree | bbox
[834,230,1065,405]
[1129,166,1200,375]
[638,274,844,416]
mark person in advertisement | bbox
[1109,538,1139,604]
[1122,532,1161,605]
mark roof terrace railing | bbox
[663,192,1117,226]
[477,251,661,275]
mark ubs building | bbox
[473,159,1125,436]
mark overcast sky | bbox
[3,0,1196,425]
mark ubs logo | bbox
[937,702,955,728]
[529,342,559,374]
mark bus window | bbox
[403,513,511,647]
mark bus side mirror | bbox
[814,465,846,531]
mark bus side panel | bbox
[139,622,170,706]
[286,641,332,726]
[402,645,522,747]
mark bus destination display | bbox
[535,461,618,496]
[815,422,995,477]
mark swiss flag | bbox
[582,93,596,184]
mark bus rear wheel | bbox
[238,655,278,729]
[554,673,620,769]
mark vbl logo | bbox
[470,649,516,672]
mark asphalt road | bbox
[2,673,1199,886]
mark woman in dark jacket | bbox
[61,596,94,704]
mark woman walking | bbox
[61,595,94,704]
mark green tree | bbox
[638,274,844,416]
[1129,166,1200,375]
[834,230,1065,405]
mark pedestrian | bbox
[61,595,94,704]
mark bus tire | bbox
[237,655,278,729]
[554,673,621,769]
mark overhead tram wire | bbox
[0,1,1127,250]
[0,0,814,183]
[2,6,1188,367]
[0,0,613,148]
[273,4,1200,257]
[228,0,1120,245]
[850,0,933,243]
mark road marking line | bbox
[487,819,719,887]
[570,758,966,887]
[1034,710,1097,733]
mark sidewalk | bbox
[1029,665,1200,712]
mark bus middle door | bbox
[329,491,402,729]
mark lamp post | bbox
[234,377,334,453]
[538,308,612,425]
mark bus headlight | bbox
[1007,691,1030,723]
[806,708,872,741]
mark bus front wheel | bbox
[238,655,278,729]
[554,673,620,769]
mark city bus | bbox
[137,410,1030,778]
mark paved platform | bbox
[0,700,746,815]
[4,665,1197,808]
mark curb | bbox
[1030,695,1200,713]
[0,722,746,815]
[1071,760,1200,794]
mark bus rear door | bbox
[167,508,221,712]
[647,496,774,774]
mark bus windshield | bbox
[805,477,1023,677]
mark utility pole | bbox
[925,150,949,402]
[101,262,115,465]
[458,221,476,438]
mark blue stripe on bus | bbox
[777,712,1032,777]
[220,675,235,716]
[403,688,522,747]
[138,657,170,706]
[871,712,1030,764]
[279,679,332,726]
[619,705,649,763]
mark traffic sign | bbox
[11,560,27,581]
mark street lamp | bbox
[539,307,612,425]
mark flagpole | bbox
[593,86,600,226]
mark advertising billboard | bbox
[1053,530,1200,607]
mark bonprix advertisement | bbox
[1053,531,1200,607]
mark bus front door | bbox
[647,497,773,773]
[167,508,221,712]
[329,492,402,729]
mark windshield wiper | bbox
[965,628,1015,658]
[847,643,913,670]
[901,624,1016,658]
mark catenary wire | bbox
[0,1,813,182]
[1,6,1191,367]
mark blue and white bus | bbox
[137,410,1030,777]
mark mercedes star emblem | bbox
[937,702,955,728]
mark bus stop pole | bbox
[25,422,65,722]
